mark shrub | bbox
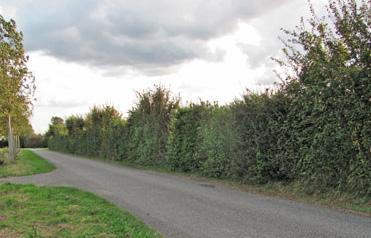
[167,102,212,172]
[122,85,179,165]
[200,106,237,178]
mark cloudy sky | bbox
[0,0,329,133]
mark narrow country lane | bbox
[1,149,370,238]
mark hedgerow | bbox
[47,0,370,197]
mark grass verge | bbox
[218,180,371,216]
[0,150,55,178]
[0,183,162,237]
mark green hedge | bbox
[47,0,370,197]
[167,102,212,172]
[47,86,370,197]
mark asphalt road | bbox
[2,149,370,238]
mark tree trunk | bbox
[7,114,15,161]
[16,135,20,154]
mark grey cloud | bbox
[240,0,331,72]
[256,70,279,85]
[237,42,276,68]
[1,0,290,75]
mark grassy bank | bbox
[0,183,162,237]
[0,150,55,178]
[223,180,371,216]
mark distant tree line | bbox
[47,0,370,197]
[0,135,46,148]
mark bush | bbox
[200,106,237,178]
[230,91,291,184]
[167,102,212,172]
[0,148,8,162]
[277,0,371,195]
[125,85,179,165]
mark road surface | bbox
[1,149,370,238]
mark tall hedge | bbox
[47,0,370,198]
[276,0,371,194]
[167,102,212,172]
[48,106,123,160]
[199,106,237,178]
[123,86,179,165]
[231,91,292,184]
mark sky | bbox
[0,0,329,133]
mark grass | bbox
[0,149,55,178]
[229,180,371,216]
[0,183,162,238]
[187,178,371,216]
[170,174,371,216]
[0,150,162,237]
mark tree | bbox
[21,133,47,148]
[45,117,67,139]
[0,15,35,160]
[65,115,85,137]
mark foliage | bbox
[125,85,179,164]
[47,87,180,165]
[0,137,8,148]
[45,117,67,139]
[84,105,122,158]
[47,106,123,159]
[0,15,35,136]
[105,118,127,160]
[0,147,8,161]
[21,133,47,148]
[167,102,213,172]
[276,0,371,195]
[48,0,370,198]
[231,91,292,184]
[199,105,237,178]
